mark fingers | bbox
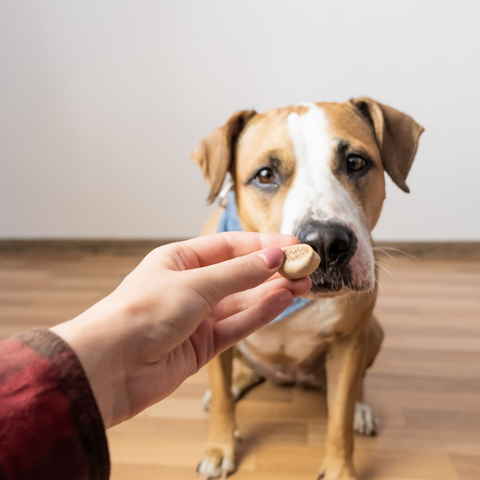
[213,288,297,353]
[175,232,300,269]
[190,247,288,307]
[211,276,311,322]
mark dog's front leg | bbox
[198,347,237,479]
[320,332,366,480]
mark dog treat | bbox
[279,244,321,280]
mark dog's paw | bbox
[353,402,378,436]
[197,438,237,479]
[317,467,356,480]
[318,462,357,480]
[317,473,356,480]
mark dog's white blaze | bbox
[281,105,374,289]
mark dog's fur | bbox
[192,98,423,480]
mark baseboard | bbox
[374,241,480,260]
[0,239,183,256]
[0,239,479,259]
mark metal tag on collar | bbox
[218,179,234,208]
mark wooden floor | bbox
[1,249,480,480]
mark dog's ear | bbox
[350,97,424,193]
[191,110,256,204]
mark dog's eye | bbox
[346,155,366,172]
[255,167,275,184]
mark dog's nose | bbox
[296,221,357,269]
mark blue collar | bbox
[217,190,312,324]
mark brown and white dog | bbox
[191,97,424,480]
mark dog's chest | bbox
[237,296,360,386]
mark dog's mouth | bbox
[307,264,360,296]
[311,281,346,294]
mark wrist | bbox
[50,296,129,428]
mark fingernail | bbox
[258,247,285,269]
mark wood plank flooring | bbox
[1,249,480,479]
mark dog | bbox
[191,97,423,480]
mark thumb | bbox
[191,247,285,306]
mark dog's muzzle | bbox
[295,221,358,293]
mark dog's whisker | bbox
[376,257,400,276]
[372,247,397,264]
[372,246,416,260]
[373,277,384,296]
[376,262,399,284]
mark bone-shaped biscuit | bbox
[279,244,321,280]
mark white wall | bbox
[1,0,479,241]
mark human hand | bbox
[51,232,311,428]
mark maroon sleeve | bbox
[0,329,110,480]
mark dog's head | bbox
[192,98,424,297]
